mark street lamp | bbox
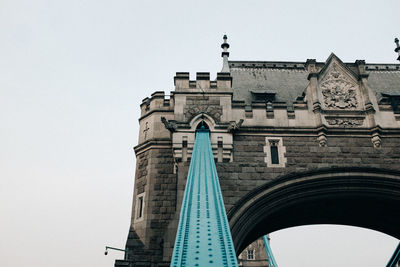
[104,246,129,260]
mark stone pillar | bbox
[306,59,326,146]
[355,60,381,147]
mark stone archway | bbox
[227,167,400,254]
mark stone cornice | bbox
[229,60,400,72]
[139,109,174,121]
[134,138,172,155]
[233,126,400,136]
[171,91,233,95]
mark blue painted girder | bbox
[171,128,238,267]
[387,242,400,267]
[263,235,278,267]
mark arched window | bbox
[196,121,209,130]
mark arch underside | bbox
[228,167,400,254]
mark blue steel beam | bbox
[263,235,278,267]
[171,128,238,267]
[387,242,400,267]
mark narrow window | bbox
[270,141,279,164]
[182,136,188,162]
[217,136,223,162]
[134,192,146,223]
[137,196,143,219]
[247,249,254,260]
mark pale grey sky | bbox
[0,1,398,266]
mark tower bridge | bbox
[115,36,400,266]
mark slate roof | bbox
[229,61,400,105]
[367,70,400,97]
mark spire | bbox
[221,35,230,72]
[395,38,400,62]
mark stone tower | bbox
[115,37,400,266]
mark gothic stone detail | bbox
[172,131,234,163]
[372,132,382,148]
[119,56,400,267]
[161,117,177,132]
[227,119,244,132]
[124,127,400,267]
[321,63,358,110]
[326,117,364,127]
[317,132,327,147]
[184,96,223,123]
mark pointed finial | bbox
[395,38,400,62]
[221,35,230,72]
[221,35,230,56]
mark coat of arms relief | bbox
[320,63,358,109]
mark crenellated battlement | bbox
[136,53,400,153]
[140,91,174,118]
[174,72,232,91]
[135,91,175,148]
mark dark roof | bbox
[367,70,400,97]
[229,61,307,105]
[229,60,400,105]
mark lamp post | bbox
[104,246,129,260]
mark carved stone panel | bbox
[184,96,222,123]
[326,117,364,127]
[320,63,359,110]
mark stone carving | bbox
[184,95,222,123]
[321,63,358,109]
[317,133,327,147]
[326,118,363,127]
[372,136,381,148]
[143,122,150,140]
[227,119,244,132]
[371,133,382,148]
[161,117,177,132]
[185,106,222,123]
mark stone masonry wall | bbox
[217,134,400,212]
[122,134,400,267]
[147,147,176,263]
[126,147,176,266]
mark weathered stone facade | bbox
[115,42,400,266]
[238,238,270,267]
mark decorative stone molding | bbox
[227,119,244,132]
[313,101,322,112]
[326,117,364,127]
[320,63,358,110]
[185,105,223,123]
[317,132,327,147]
[172,114,233,162]
[371,133,382,148]
[184,95,223,123]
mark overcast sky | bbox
[1,1,399,266]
